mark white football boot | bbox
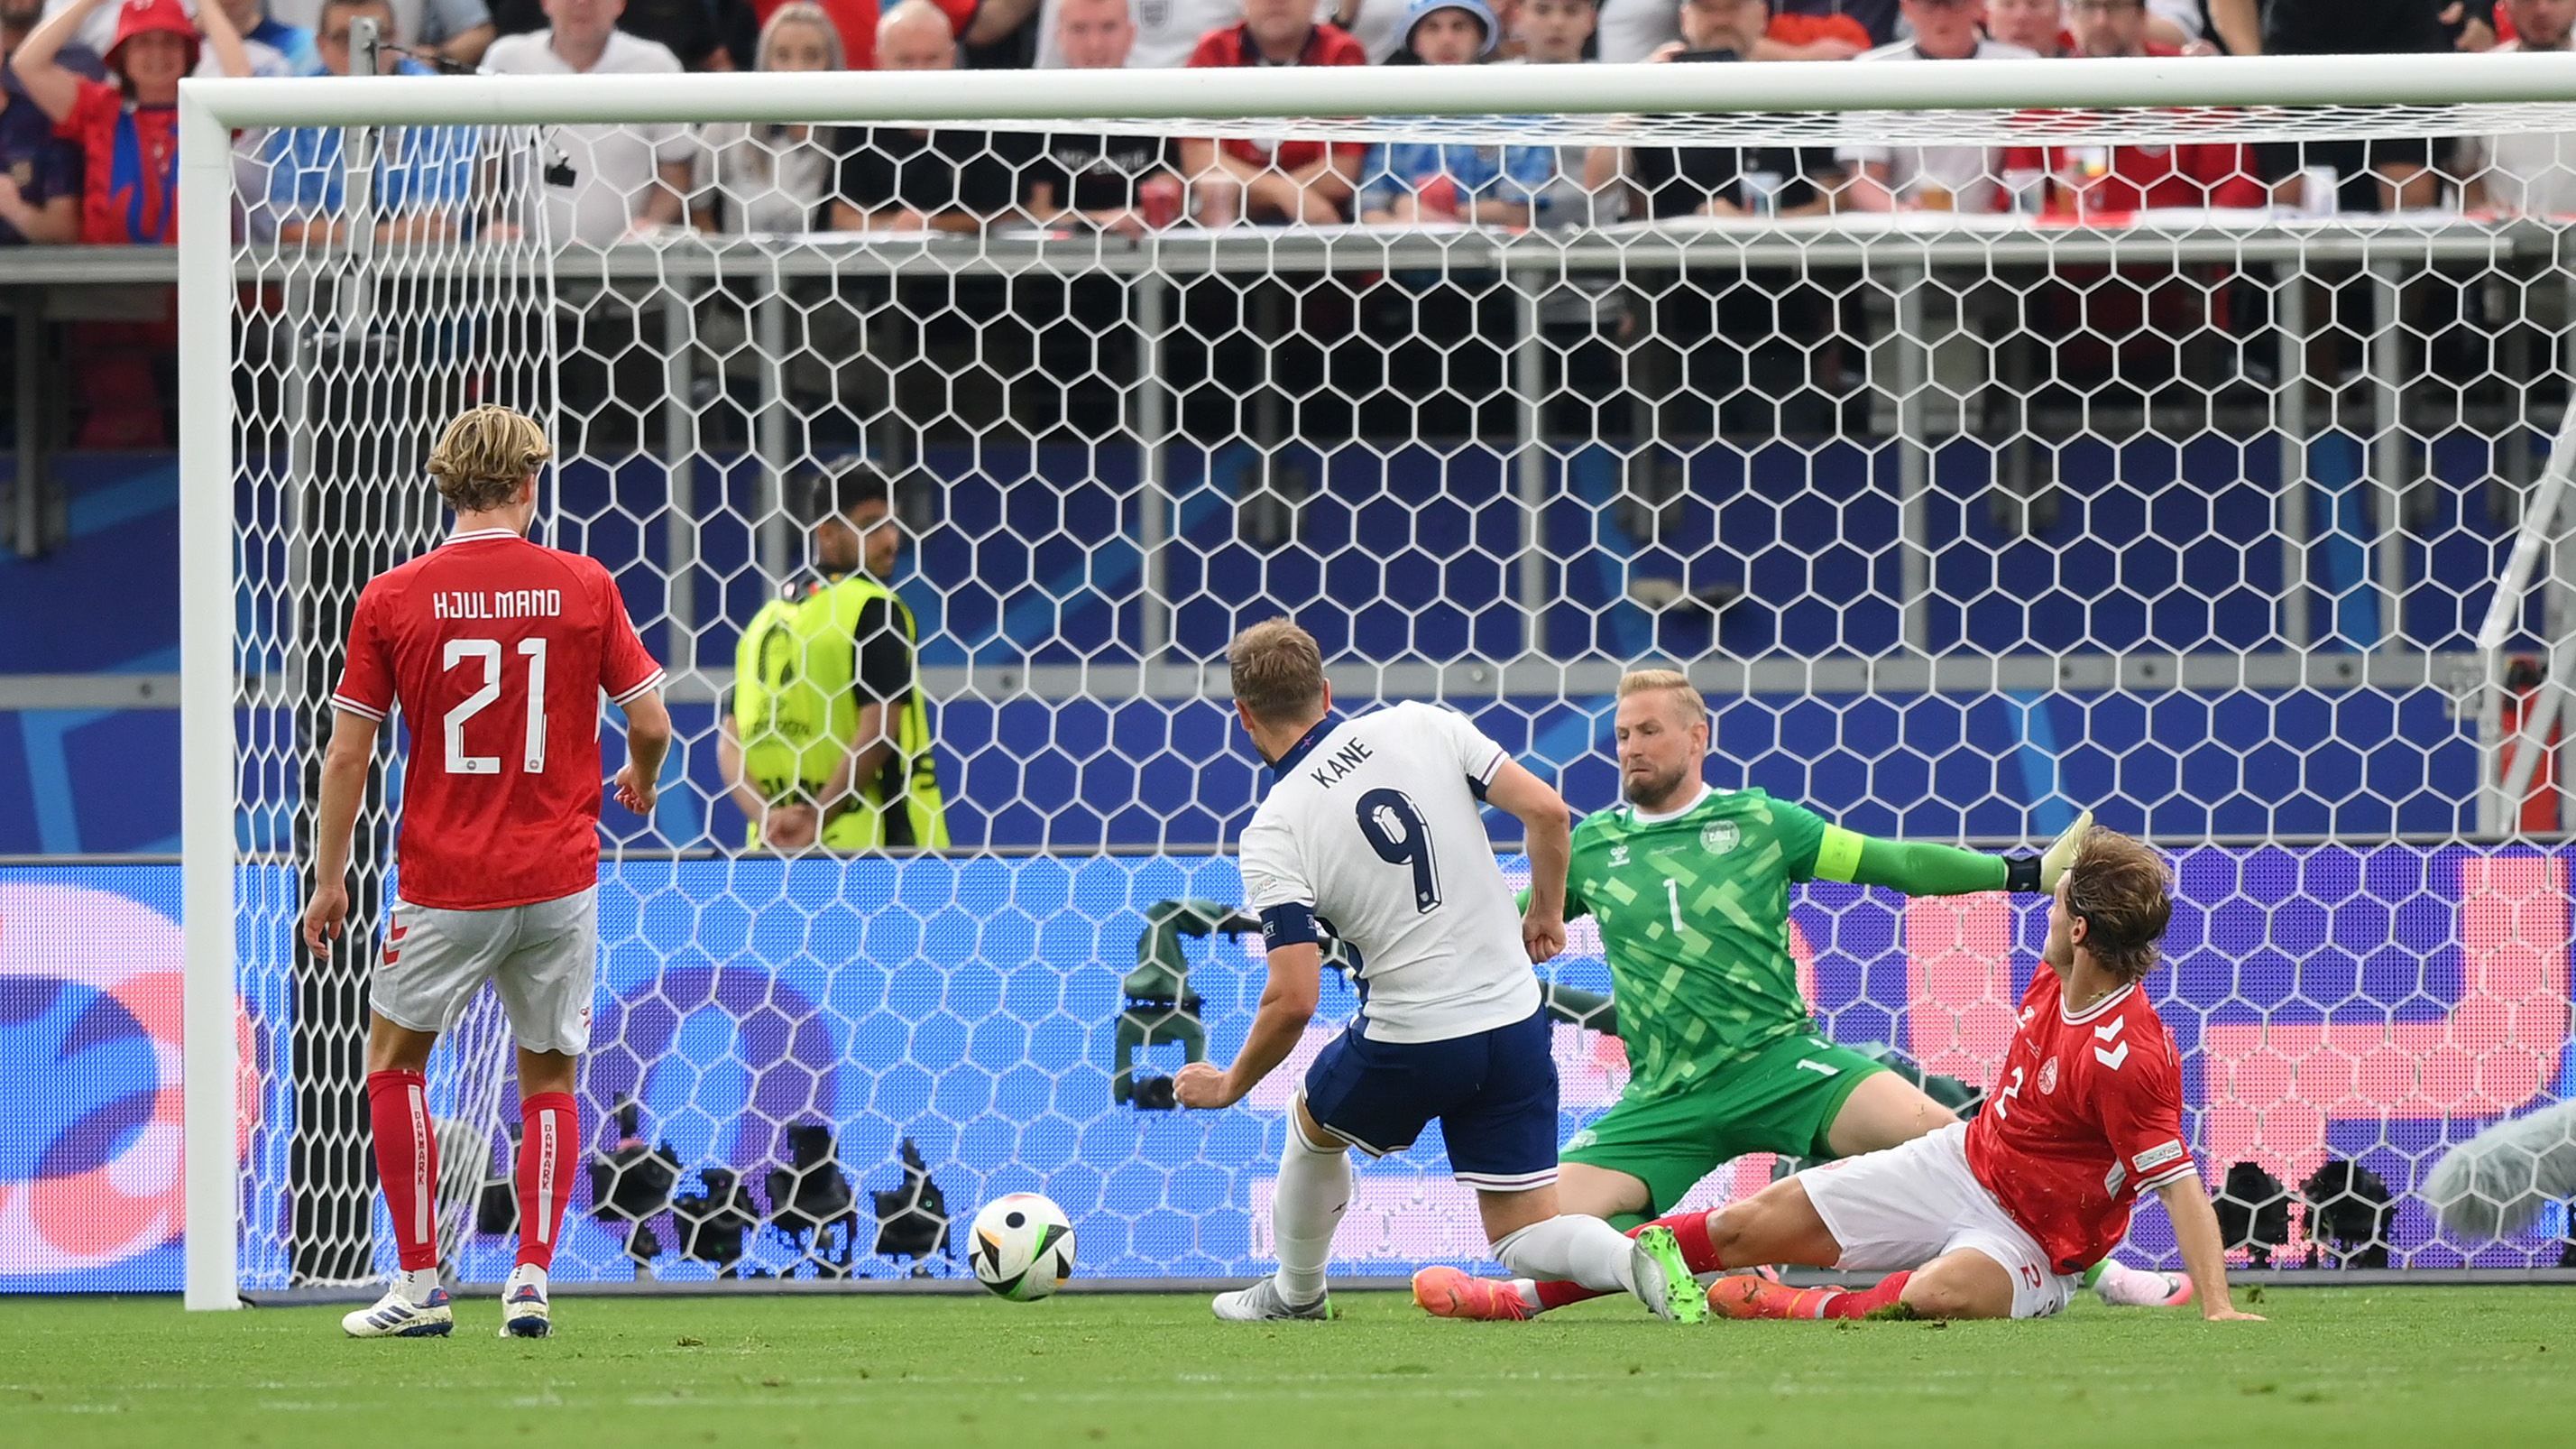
[341,1278,453,1339]
[500,1265,553,1338]
[1211,1275,1333,1322]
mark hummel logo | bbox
[2093,1041,2130,1070]
[2093,1018,2127,1043]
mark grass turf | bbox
[2,1287,2570,1448]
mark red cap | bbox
[107,0,202,75]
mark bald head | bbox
[878,0,958,69]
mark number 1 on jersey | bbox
[1665,877,1684,933]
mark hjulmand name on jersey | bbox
[432,589,564,620]
[1305,738,1373,789]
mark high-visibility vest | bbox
[731,573,949,851]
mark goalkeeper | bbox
[1413,669,2182,1320]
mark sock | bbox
[395,1267,443,1305]
[1268,1123,1350,1306]
[1528,1208,1720,1312]
[1813,1271,1913,1320]
[1492,1214,1639,1295]
[364,1069,440,1274]
[516,1092,580,1271]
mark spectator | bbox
[1179,0,1368,225]
[692,0,847,232]
[1002,0,1171,233]
[615,0,729,67]
[267,0,494,66]
[1510,0,1611,224]
[1510,0,1590,62]
[2045,1,2264,198]
[12,0,255,245]
[1327,0,1416,57]
[2209,0,2448,208]
[481,0,695,247]
[0,0,82,244]
[1604,0,1841,220]
[1031,0,1238,66]
[2463,0,2576,216]
[1597,0,1887,62]
[721,462,952,854]
[253,0,478,243]
[1984,0,2065,53]
[703,0,980,70]
[1357,0,1558,226]
[828,1,1011,232]
[1598,0,1842,529]
[1835,0,2036,213]
[216,0,318,69]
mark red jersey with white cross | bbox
[332,530,664,911]
[1964,964,2195,1274]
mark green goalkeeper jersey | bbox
[1563,786,1834,1100]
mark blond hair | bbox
[426,405,550,513]
[759,1,844,69]
[1617,668,1707,724]
[2064,826,2174,984]
[1228,617,1326,724]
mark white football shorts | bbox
[1795,1121,2079,1320]
[373,886,599,1056]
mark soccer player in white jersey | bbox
[1174,619,1703,1323]
[301,406,670,1338]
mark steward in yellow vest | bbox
[719,465,950,851]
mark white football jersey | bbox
[1237,702,1540,1044]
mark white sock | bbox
[506,1263,548,1294]
[1492,1214,1638,1295]
[395,1267,442,1305]
[1268,1121,1351,1306]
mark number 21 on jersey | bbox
[443,636,547,776]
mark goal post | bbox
[178,54,2576,1307]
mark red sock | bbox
[1816,1271,1913,1320]
[516,1092,579,1271]
[365,1070,440,1272]
[1530,1210,1722,1312]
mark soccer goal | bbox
[178,52,2576,1309]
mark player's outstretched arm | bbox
[1486,759,1573,963]
[300,709,382,957]
[1174,942,1321,1110]
[614,690,674,817]
[2157,1174,2265,1323]
[1816,809,2093,899]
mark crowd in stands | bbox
[7,0,2569,255]
[4,0,2570,446]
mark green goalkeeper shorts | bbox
[1557,1033,1890,1216]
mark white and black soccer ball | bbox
[971,1192,1076,1301]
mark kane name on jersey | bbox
[1236,701,1539,1046]
[1964,964,2195,1275]
[332,530,664,912]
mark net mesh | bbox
[218,96,2576,1288]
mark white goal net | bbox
[180,54,2576,1303]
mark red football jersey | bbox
[331,529,664,911]
[1964,964,2196,1274]
[1185,24,1370,173]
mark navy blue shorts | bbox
[1301,1005,1559,1192]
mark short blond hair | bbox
[2064,827,2174,984]
[1617,668,1707,724]
[426,405,550,513]
[1228,617,1326,724]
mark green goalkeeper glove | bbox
[2001,808,2093,893]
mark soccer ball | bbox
[970,1192,1076,1301]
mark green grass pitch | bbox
[4,1287,2571,1447]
